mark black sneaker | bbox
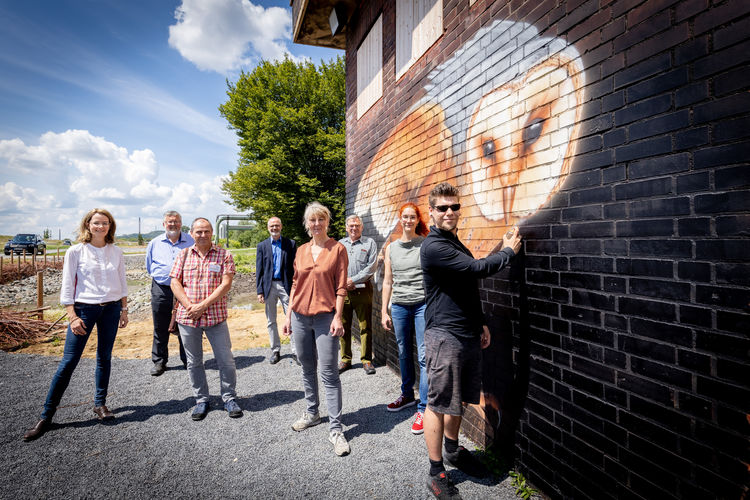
[269,352,280,364]
[444,446,489,478]
[150,363,165,376]
[427,471,462,499]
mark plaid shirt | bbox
[169,244,235,328]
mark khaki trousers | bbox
[340,285,373,363]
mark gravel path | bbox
[2,346,518,499]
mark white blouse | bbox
[59,243,128,305]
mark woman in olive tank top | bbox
[381,203,430,434]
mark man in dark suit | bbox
[256,217,297,364]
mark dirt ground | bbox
[13,306,286,359]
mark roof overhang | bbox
[291,0,357,50]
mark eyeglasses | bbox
[432,204,461,213]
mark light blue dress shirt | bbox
[145,232,195,285]
[271,238,282,280]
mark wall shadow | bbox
[482,250,531,462]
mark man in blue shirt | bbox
[145,210,194,376]
[256,217,297,365]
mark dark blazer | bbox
[256,236,297,297]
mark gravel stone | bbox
[0,255,255,316]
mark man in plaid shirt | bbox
[170,217,242,421]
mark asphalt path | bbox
[1,346,518,499]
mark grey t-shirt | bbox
[389,236,425,305]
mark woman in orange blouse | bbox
[283,201,350,456]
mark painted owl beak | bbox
[503,184,515,225]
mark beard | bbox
[166,229,180,238]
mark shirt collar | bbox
[429,225,458,241]
[162,232,187,244]
[190,243,218,256]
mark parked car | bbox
[62,239,72,246]
[4,234,46,255]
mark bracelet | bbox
[121,307,129,311]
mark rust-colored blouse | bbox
[290,238,349,316]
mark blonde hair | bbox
[76,208,116,244]
[303,202,331,237]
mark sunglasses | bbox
[432,203,461,213]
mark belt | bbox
[74,301,118,307]
[272,278,282,281]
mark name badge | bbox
[208,263,222,273]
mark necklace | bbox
[88,244,106,265]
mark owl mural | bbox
[354,20,586,257]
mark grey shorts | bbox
[424,327,482,416]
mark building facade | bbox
[293,1,749,498]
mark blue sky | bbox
[0,0,340,237]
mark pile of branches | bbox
[0,309,67,351]
[0,261,64,284]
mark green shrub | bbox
[232,252,256,274]
[509,470,540,499]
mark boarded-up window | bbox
[395,0,443,80]
[357,15,383,119]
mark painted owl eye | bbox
[523,118,544,146]
[482,139,496,159]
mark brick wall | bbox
[344,1,749,498]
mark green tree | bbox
[219,56,346,243]
[230,224,267,248]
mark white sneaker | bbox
[329,430,350,456]
[291,412,321,431]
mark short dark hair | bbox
[428,182,459,207]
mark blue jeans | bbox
[391,302,427,413]
[42,302,121,420]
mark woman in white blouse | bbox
[23,208,129,441]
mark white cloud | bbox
[168,0,294,73]
[0,130,234,237]
[0,182,57,213]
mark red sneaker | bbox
[411,411,424,434]
[387,394,416,412]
